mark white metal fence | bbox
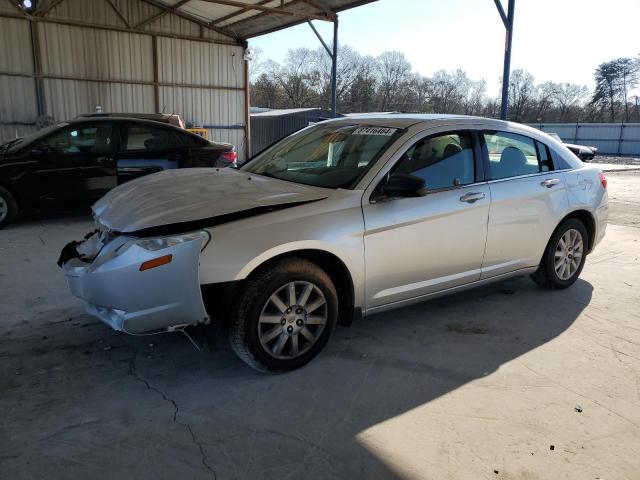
[528,123,640,156]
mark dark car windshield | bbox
[1,124,65,153]
[242,123,402,189]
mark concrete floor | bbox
[1,171,639,480]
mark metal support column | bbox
[151,35,160,113]
[29,19,46,117]
[495,0,515,120]
[331,17,338,117]
[308,16,339,117]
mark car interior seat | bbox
[494,146,532,179]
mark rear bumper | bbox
[592,192,608,251]
[62,231,209,333]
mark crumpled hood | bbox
[93,168,329,234]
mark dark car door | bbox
[27,123,117,203]
[116,122,186,183]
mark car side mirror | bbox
[384,173,427,198]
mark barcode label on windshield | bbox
[353,126,397,136]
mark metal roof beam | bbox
[307,20,332,58]
[139,0,241,39]
[197,0,336,22]
[493,0,508,28]
[105,0,131,29]
[210,0,271,25]
[134,0,190,29]
[300,0,332,16]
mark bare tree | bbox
[376,51,412,111]
[268,49,320,107]
[553,83,588,121]
[249,44,610,124]
[508,69,535,122]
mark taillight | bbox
[220,151,238,165]
[599,172,607,189]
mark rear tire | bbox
[531,218,589,290]
[228,257,338,373]
[0,186,18,229]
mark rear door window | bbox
[393,132,475,190]
[122,125,182,152]
[483,131,542,180]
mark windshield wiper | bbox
[1,138,22,153]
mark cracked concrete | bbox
[124,339,217,479]
[1,172,639,479]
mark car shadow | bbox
[0,275,591,479]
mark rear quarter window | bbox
[549,147,574,170]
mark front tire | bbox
[229,257,338,372]
[531,218,589,290]
[0,186,18,229]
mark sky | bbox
[249,0,640,96]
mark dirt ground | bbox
[1,172,639,480]
[605,170,640,229]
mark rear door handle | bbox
[459,192,485,203]
[540,178,560,188]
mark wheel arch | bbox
[559,209,596,253]
[242,249,357,327]
[0,181,20,211]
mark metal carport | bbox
[0,0,516,160]
[0,0,376,161]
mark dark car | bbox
[0,117,237,228]
[547,133,597,160]
[77,112,185,128]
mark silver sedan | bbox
[60,115,608,372]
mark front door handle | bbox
[540,178,560,188]
[459,192,485,203]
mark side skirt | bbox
[363,267,538,316]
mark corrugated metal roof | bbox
[156,0,378,39]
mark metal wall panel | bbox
[208,128,246,158]
[531,123,640,156]
[159,86,244,125]
[43,79,155,120]
[250,109,335,156]
[157,37,244,87]
[0,17,32,73]
[0,75,38,124]
[38,23,153,81]
[0,124,37,143]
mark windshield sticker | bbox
[353,126,397,136]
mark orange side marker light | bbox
[140,254,173,271]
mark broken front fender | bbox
[61,230,210,333]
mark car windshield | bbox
[242,123,402,189]
[0,124,65,153]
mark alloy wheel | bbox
[258,281,328,360]
[554,228,584,281]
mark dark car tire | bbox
[229,257,338,373]
[0,186,18,229]
[531,218,589,290]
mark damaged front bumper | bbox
[60,228,210,334]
